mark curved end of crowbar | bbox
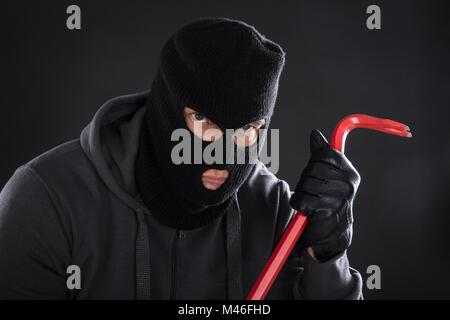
[330,114,412,153]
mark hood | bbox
[79,90,243,299]
[80,90,149,212]
[80,91,152,299]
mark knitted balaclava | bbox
[136,17,285,229]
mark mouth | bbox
[201,169,229,190]
[202,176,227,184]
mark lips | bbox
[201,175,227,185]
[201,169,229,190]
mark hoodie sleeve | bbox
[0,165,71,299]
[267,179,363,300]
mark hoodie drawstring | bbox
[134,197,243,300]
[226,195,244,299]
[135,208,151,299]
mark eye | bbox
[191,112,207,123]
[241,124,262,134]
[242,120,266,132]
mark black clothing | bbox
[0,92,362,299]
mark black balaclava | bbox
[135,17,285,230]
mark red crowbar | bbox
[247,114,412,300]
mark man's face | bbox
[183,107,265,190]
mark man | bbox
[0,17,362,299]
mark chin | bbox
[202,182,222,191]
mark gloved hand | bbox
[290,129,361,262]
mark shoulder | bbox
[0,144,80,252]
[23,139,99,192]
[2,139,89,200]
[1,138,92,206]
[4,139,103,217]
[25,139,87,174]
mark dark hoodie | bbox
[0,91,362,299]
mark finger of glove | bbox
[304,159,360,189]
[309,129,360,183]
[310,129,330,153]
[311,146,355,171]
[289,189,321,215]
[336,199,354,230]
[291,174,351,213]
[302,209,339,243]
[301,161,347,182]
[295,209,335,248]
[300,176,351,198]
[312,227,352,262]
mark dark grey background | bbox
[1,0,449,299]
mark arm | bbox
[0,165,71,299]
[266,178,362,300]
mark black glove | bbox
[290,129,361,262]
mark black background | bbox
[1,0,450,299]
